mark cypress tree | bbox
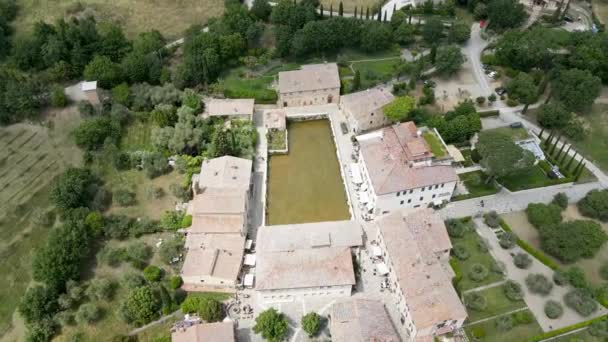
[377,10,382,21]
[330,3,333,17]
[320,4,324,17]
[383,10,387,21]
[550,135,561,155]
[393,3,397,14]
[565,152,577,171]
[544,131,554,148]
[354,6,358,18]
[560,145,572,164]
[573,158,584,176]
[339,1,343,16]
[366,7,370,19]
[575,162,585,181]
[555,142,566,161]
[430,44,437,64]
[538,128,545,140]
[353,70,361,91]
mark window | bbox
[441,183,445,188]
[408,199,412,203]
[396,191,400,197]
[421,186,425,191]
[371,112,374,116]
[432,194,436,198]
[400,200,404,205]
[435,184,439,189]
[369,121,373,124]
[409,189,413,194]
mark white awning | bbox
[359,191,370,204]
[376,262,390,275]
[244,254,256,266]
[350,163,363,184]
[244,274,255,287]
[372,246,382,257]
[245,239,253,250]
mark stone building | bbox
[278,63,340,107]
[340,88,394,133]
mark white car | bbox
[488,71,497,79]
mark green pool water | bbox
[266,119,350,225]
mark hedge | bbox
[450,257,463,294]
[478,110,500,118]
[529,315,608,341]
[499,219,559,270]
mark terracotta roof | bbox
[197,156,252,190]
[340,88,394,122]
[172,321,235,342]
[207,98,254,117]
[330,299,400,342]
[376,209,467,330]
[279,63,340,93]
[256,221,363,252]
[256,247,355,290]
[263,109,286,130]
[358,122,458,194]
[182,233,245,282]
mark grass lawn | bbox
[483,126,530,141]
[338,47,402,61]
[12,0,223,40]
[466,285,527,322]
[450,223,504,291]
[454,171,500,201]
[551,328,605,341]
[497,165,555,192]
[464,310,543,342]
[220,68,278,104]
[423,131,447,158]
[460,148,475,167]
[566,104,608,173]
[268,130,287,151]
[351,58,401,89]
[0,107,83,340]
[135,315,180,341]
[121,120,155,151]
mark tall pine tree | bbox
[339,1,343,16]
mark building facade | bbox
[278,63,341,108]
[374,209,467,341]
[340,88,394,133]
[357,122,457,215]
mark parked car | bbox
[488,71,498,79]
[495,87,507,96]
[424,80,436,88]
[510,122,523,128]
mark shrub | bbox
[181,215,192,228]
[483,211,500,228]
[169,183,192,202]
[512,310,533,325]
[468,263,489,282]
[488,93,497,102]
[464,292,487,311]
[564,288,598,316]
[503,280,524,301]
[181,296,223,322]
[159,235,184,265]
[145,186,165,199]
[87,278,116,301]
[114,189,136,207]
[564,267,589,290]
[495,315,513,331]
[51,85,68,107]
[121,273,146,290]
[526,274,553,295]
[143,265,162,282]
[169,276,183,290]
[506,98,519,107]
[513,253,532,269]
[160,211,185,231]
[301,312,321,338]
[499,232,517,249]
[453,245,470,260]
[578,189,608,222]
[526,203,562,229]
[552,192,569,210]
[477,239,489,253]
[446,219,467,237]
[476,96,486,105]
[540,220,607,263]
[553,270,568,286]
[75,303,101,324]
[490,260,505,274]
[471,326,486,339]
[119,286,161,326]
[588,320,608,337]
[544,300,564,319]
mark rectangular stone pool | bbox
[266,119,350,225]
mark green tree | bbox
[352,70,361,91]
[552,68,602,113]
[51,84,68,107]
[301,312,321,338]
[506,72,538,113]
[476,131,535,181]
[578,189,608,222]
[73,116,121,151]
[75,303,101,324]
[50,168,98,210]
[422,17,444,43]
[435,45,465,76]
[83,55,122,88]
[537,103,572,129]
[360,21,393,52]
[99,23,131,62]
[448,20,471,43]
[253,308,289,342]
[112,83,132,106]
[143,265,162,282]
[119,286,161,326]
[541,220,608,262]
[487,0,526,30]
[339,1,344,16]
[526,203,562,228]
[251,0,273,20]
[393,22,416,45]
[18,285,59,324]
[181,295,223,322]
[382,96,416,121]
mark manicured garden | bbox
[483,126,530,142]
[566,104,608,172]
[497,164,556,192]
[423,131,447,158]
[453,171,500,201]
[464,284,527,322]
[465,310,543,342]
[448,218,505,292]
[219,67,278,104]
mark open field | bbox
[12,0,224,40]
[465,309,543,342]
[566,104,608,172]
[0,107,83,338]
[502,206,608,287]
